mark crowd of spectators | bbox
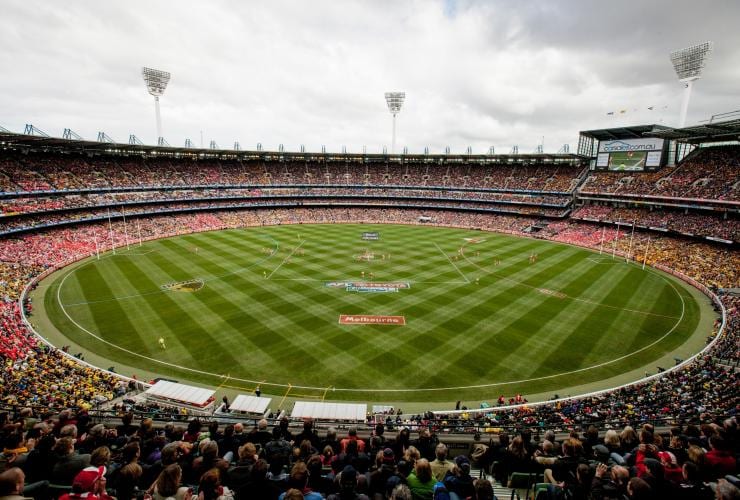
[0,409,737,499]
[0,204,736,500]
[0,153,584,194]
[571,205,739,242]
[579,145,740,201]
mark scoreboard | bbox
[595,138,666,171]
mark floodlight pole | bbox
[385,92,405,154]
[670,42,713,127]
[142,67,171,143]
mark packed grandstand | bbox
[0,126,738,499]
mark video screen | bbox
[608,151,647,171]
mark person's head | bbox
[627,477,651,499]
[233,422,244,434]
[198,468,222,500]
[562,438,582,458]
[413,459,432,483]
[715,478,740,500]
[403,446,420,463]
[709,434,728,452]
[435,443,448,460]
[121,412,134,426]
[382,447,395,466]
[303,418,314,432]
[639,429,653,445]
[682,461,701,482]
[509,436,526,457]
[474,478,495,500]
[339,465,358,492]
[238,442,257,461]
[155,464,183,497]
[348,426,357,438]
[71,466,107,495]
[119,462,143,487]
[542,440,554,455]
[122,441,141,463]
[288,462,309,490]
[200,440,218,461]
[390,484,412,500]
[54,436,75,456]
[687,444,705,465]
[0,468,25,496]
[611,465,629,486]
[620,426,638,443]
[604,429,620,447]
[60,424,78,439]
[498,433,510,447]
[283,489,304,500]
[90,446,111,467]
[454,455,471,476]
[186,418,202,435]
[250,459,269,480]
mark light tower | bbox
[670,42,712,127]
[142,67,171,143]
[385,92,405,154]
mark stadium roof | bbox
[579,124,671,141]
[642,118,740,143]
[0,130,582,163]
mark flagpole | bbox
[612,219,621,259]
[107,208,116,255]
[599,226,606,255]
[122,205,130,250]
[136,219,142,246]
[93,231,100,260]
[642,237,651,270]
[627,221,635,262]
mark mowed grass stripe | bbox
[43,223,705,399]
[64,265,156,358]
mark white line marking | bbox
[52,230,688,393]
[267,240,305,279]
[434,242,470,283]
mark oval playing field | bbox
[35,224,713,403]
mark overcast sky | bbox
[1,0,738,154]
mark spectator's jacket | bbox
[430,458,454,482]
[443,470,475,499]
[705,449,736,478]
[406,472,435,500]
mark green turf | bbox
[38,224,706,403]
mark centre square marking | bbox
[339,315,406,325]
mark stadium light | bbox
[670,42,713,127]
[385,92,405,154]
[142,67,171,143]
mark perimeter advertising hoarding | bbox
[596,138,665,171]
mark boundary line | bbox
[267,240,305,279]
[434,242,470,283]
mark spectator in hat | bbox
[369,448,399,499]
[60,466,112,500]
[327,465,369,500]
[443,455,475,499]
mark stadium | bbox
[0,2,738,500]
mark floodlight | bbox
[385,92,405,153]
[669,42,712,127]
[142,67,171,142]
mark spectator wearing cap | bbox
[59,466,112,500]
[369,448,399,499]
[443,455,475,500]
[0,468,33,500]
[657,451,682,484]
[327,465,369,500]
[429,443,454,482]
[406,459,434,500]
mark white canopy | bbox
[142,380,215,408]
[372,405,394,414]
[229,395,271,415]
[292,401,367,421]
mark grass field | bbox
[36,223,709,403]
